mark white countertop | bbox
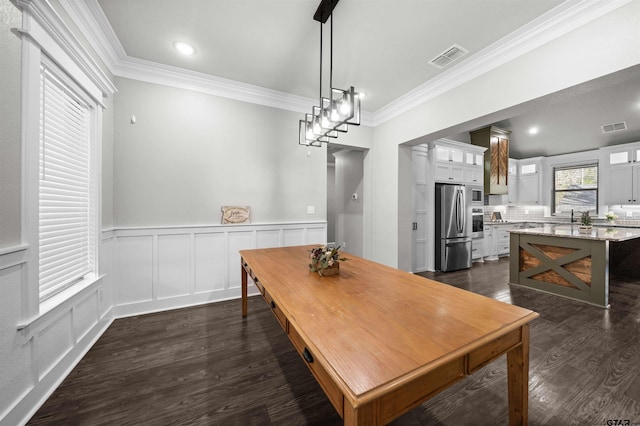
[508,224,640,242]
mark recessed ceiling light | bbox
[174,41,195,55]
[528,127,539,135]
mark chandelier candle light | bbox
[299,0,361,147]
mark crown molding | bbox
[117,56,316,112]
[371,0,633,127]
[60,0,374,125]
[62,0,630,128]
[58,0,123,74]
[13,0,117,95]
[115,56,374,125]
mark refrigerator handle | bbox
[455,190,460,233]
[456,189,463,233]
[459,189,466,233]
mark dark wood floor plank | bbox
[29,258,640,425]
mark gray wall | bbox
[0,0,22,248]
[113,78,326,227]
[333,149,364,257]
[102,89,115,229]
[327,163,336,243]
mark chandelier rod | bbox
[330,10,333,91]
[319,21,323,106]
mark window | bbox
[553,164,598,214]
[38,57,97,302]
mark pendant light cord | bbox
[330,10,333,90]
[319,22,323,106]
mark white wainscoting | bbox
[0,234,115,426]
[1,222,324,425]
[113,222,327,318]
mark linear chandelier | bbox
[299,0,361,147]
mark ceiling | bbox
[95,0,640,158]
[448,66,640,158]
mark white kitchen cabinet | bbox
[465,152,484,168]
[464,166,483,185]
[517,158,542,205]
[434,162,466,183]
[472,237,485,261]
[507,158,518,205]
[601,143,640,205]
[496,227,512,256]
[605,145,640,166]
[434,144,464,164]
[484,224,515,260]
[483,227,497,260]
[430,139,486,185]
[606,165,638,204]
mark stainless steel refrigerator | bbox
[435,184,472,272]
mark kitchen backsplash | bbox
[484,205,640,226]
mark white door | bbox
[413,148,429,272]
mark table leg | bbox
[241,260,248,317]
[343,400,380,425]
[507,323,530,426]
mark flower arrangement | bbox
[309,245,348,276]
[580,211,592,226]
[605,212,618,222]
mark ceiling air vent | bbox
[429,44,469,68]
[601,121,628,134]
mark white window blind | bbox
[39,60,96,302]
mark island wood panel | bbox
[510,233,608,307]
[519,243,593,288]
[241,246,538,425]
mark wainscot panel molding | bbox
[0,244,28,271]
[112,222,327,318]
[1,233,115,426]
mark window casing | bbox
[38,57,97,302]
[553,164,598,215]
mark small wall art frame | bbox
[221,206,251,224]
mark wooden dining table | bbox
[240,246,539,425]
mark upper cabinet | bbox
[517,157,543,205]
[601,143,640,205]
[507,158,518,205]
[430,140,486,185]
[470,126,511,195]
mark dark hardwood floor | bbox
[29,259,640,425]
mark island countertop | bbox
[508,224,640,242]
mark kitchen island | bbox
[509,224,640,308]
